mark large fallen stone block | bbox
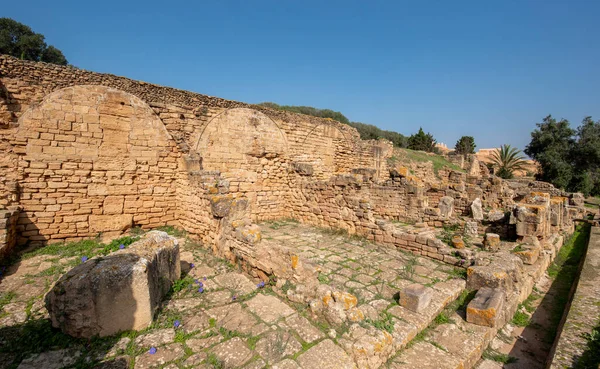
[466,287,505,327]
[399,284,433,313]
[45,231,180,338]
[466,253,523,291]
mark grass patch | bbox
[154,225,186,237]
[482,348,518,363]
[544,223,590,343]
[20,235,140,261]
[392,148,465,176]
[511,310,530,327]
[365,312,395,334]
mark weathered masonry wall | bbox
[549,221,600,369]
[0,55,392,249]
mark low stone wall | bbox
[548,222,600,369]
[0,205,20,259]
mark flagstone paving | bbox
[0,221,469,368]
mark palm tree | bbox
[490,144,527,179]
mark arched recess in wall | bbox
[294,122,355,179]
[15,85,179,243]
[193,107,290,221]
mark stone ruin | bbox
[0,55,595,369]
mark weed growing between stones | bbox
[365,311,395,333]
[154,225,187,237]
[576,324,600,369]
[511,310,530,327]
[482,348,518,363]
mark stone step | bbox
[387,312,495,369]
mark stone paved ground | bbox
[0,222,469,369]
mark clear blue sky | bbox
[4,0,599,151]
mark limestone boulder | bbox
[45,231,180,338]
[471,198,484,221]
[438,196,454,218]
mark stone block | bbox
[399,284,433,313]
[464,221,478,236]
[451,235,465,249]
[438,196,454,218]
[484,233,500,251]
[471,198,484,221]
[45,231,180,338]
[466,287,505,327]
[89,214,132,233]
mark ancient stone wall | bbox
[0,55,392,250]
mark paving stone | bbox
[105,337,131,357]
[243,358,266,369]
[296,339,356,369]
[163,297,203,311]
[17,349,80,369]
[213,273,257,295]
[203,290,234,307]
[205,303,259,334]
[182,352,208,367]
[387,341,461,369]
[399,284,433,313]
[255,330,302,364]
[134,329,175,347]
[211,337,253,368]
[466,287,505,328]
[92,357,130,369]
[186,334,222,351]
[134,343,184,369]
[245,294,295,323]
[180,311,210,334]
[272,359,301,369]
[282,314,325,343]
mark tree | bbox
[0,18,68,65]
[454,136,476,156]
[525,115,575,190]
[490,144,527,179]
[407,127,436,152]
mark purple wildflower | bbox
[149,347,157,355]
[257,281,265,288]
[203,277,207,281]
[190,263,195,268]
[81,256,88,262]
[198,287,204,293]
[119,244,125,249]
[174,320,181,328]
[232,295,237,301]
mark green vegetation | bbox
[526,115,600,196]
[392,148,464,175]
[20,235,139,261]
[365,312,395,334]
[454,136,476,156]
[407,127,436,152]
[257,102,408,147]
[489,144,527,179]
[0,18,68,65]
[576,325,600,369]
[482,348,518,364]
[154,225,186,237]
[511,310,530,327]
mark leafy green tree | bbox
[454,136,476,156]
[571,117,600,195]
[490,144,527,179]
[525,115,575,190]
[0,18,68,65]
[407,127,436,152]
